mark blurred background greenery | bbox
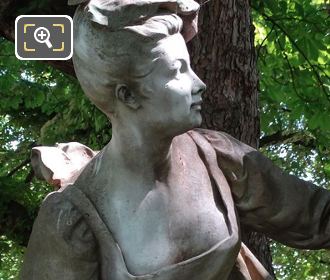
[0,0,329,279]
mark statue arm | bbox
[197,128,330,249]
[20,192,99,280]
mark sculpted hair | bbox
[73,4,183,117]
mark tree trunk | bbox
[188,0,275,277]
[0,0,275,277]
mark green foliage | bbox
[253,0,330,279]
[252,0,330,177]
[0,236,24,280]
[0,38,110,149]
[0,38,111,278]
[271,243,330,280]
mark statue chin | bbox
[192,113,202,129]
[170,111,203,137]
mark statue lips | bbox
[191,99,202,110]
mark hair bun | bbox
[68,0,199,42]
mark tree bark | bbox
[0,0,275,277]
[188,0,275,277]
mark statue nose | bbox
[192,81,207,96]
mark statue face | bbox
[137,33,206,136]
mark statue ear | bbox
[115,84,141,110]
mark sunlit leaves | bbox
[0,38,110,278]
[253,0,330,180]
[0,236,24,280]
[253,0,330,279]
[272,242,330,280]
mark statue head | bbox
[71,0,206,135]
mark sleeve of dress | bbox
[20,191,99,280]
[197,128,330,249]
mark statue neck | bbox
[105,124,173,182]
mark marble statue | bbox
[20,0,330,279]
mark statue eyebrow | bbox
[130,61,158,79]
[132,56,189,79]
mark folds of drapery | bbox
[21,129,330,280]
[196,128,330,250]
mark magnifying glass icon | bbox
[34,27,53,49]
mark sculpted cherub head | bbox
[71,0,206,136]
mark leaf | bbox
[9,96,21,110]
[325,164,330,176]
[294,2,304,17]
[264,0,279,13]
[308,113,322,130]
[33,91,45,107]
[305,40,320,62]
[279,1,287,13]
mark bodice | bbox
[60,130,241,280]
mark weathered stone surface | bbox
[20,1,330,279]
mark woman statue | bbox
[20,1,330,279]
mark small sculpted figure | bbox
[20,0,330,279]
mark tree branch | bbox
[256,24,274,60]
[260,131,296,147]
[274,29,318,104]
[260,130,317,148]
[259,12,330,102]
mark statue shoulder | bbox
[35,190,97,257]
[192,128,241,143]
[192,128,255,154]
[20,189,98,279]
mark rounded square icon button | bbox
[15,15,73,60]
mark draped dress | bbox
[20,129,330,280]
